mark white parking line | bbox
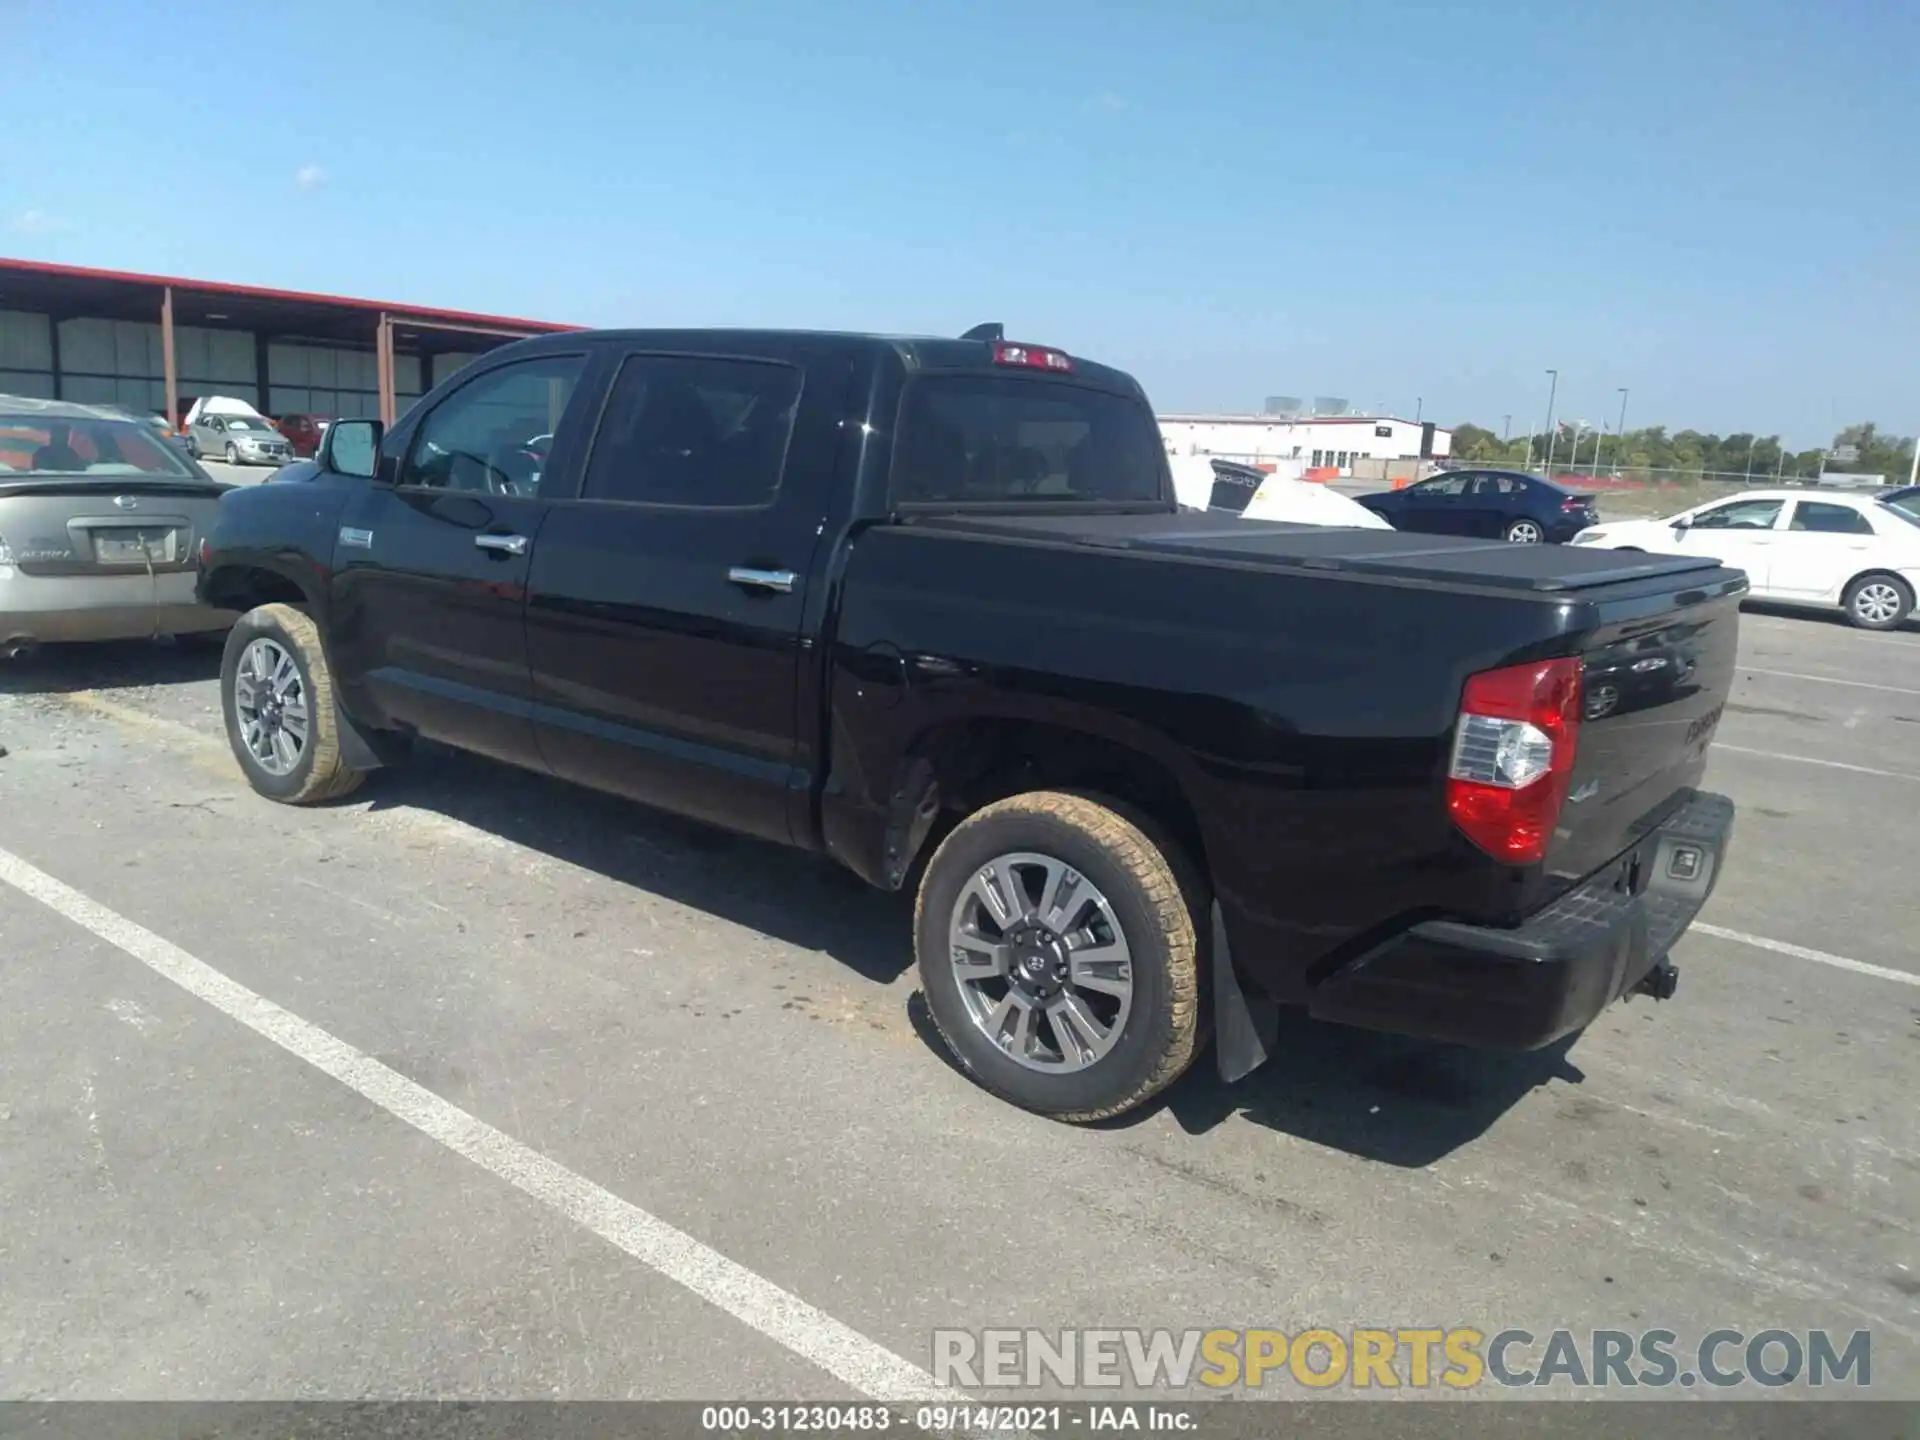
[1714,743,1920,782]
[1692,922,1920,988]
[0,845,953,1405]
[1740,667,1920,698]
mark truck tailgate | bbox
[1545,577,1740,896]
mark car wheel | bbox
[1505,519,1544,544]
[1842,573,1914,631]
[225,442,241,465]
[220,603,364,804]
[915,790,1204,1123]
[185,437,199,459]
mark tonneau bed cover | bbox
[904,511,1735,597]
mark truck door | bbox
[329,351,592,769]
[522,346,851,846]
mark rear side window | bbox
[1790,501,1873,535]
[891,376,1164,506]
[582,355,802,507]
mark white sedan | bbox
[1572,488,1920,631]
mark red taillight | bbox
[198,538,211,569]
[1445,657,1583,865]
[992,342,1073,373]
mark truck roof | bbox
[494,328,1147,395]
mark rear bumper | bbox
[1307,790,1734,1050]
[0,570,234,644]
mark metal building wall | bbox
[0,310,55,398]
[268,343,421,421]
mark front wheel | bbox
[220,603,364,804]
[915,791,1204,1123]
[1505,519,1543,544]
[225,442,240,465]
[1843,573,1914,631]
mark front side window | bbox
[1690,498,1782,531]
[891,376,1164,506]
[1412,473,1470,496]
[581,354,802,507]
[399,355,584,493]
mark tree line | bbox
[1448,420,1916,484]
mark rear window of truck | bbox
[891,376,1166,506]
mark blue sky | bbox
[4,0,1914,446]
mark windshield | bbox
[0,415,199,478]
[222,416,275,432]
[891,376,1166,506]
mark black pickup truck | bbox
[198,326,1740,1123]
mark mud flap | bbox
[1212,901,1278,1083]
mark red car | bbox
[274,413,330,458]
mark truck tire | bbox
[1842,572,1913,631]
[220,603,364,805]
[914,790,1203,1122]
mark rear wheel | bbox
[1505,519,1543,544]
[220,603,363,804]
[1843,573,1913,631]
[914,791,1203,1123]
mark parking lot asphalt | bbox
[0,599,1915,1402]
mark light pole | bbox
[1909,435,1918,488]
[1502,414,1512,441]
[1745,434,1758,481]
[1613,388,1628,476]
[1415,397,1423,423]
[1591,422,1607,477]
[1540,369,1559,475]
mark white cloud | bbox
[294,164,326,191]
[8,208,63,235]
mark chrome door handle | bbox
[728,567,796,593]
[475,533,529,556]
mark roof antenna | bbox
[961,323,1004,342]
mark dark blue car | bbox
[1359,468,1599,544]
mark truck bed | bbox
[878,508,1745,929]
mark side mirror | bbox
[1671,515,1692,531]
[319,418,383,480]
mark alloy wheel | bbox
[947,852,1135,1073]
[232,637,310,775]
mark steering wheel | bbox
[483,438,546,496]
